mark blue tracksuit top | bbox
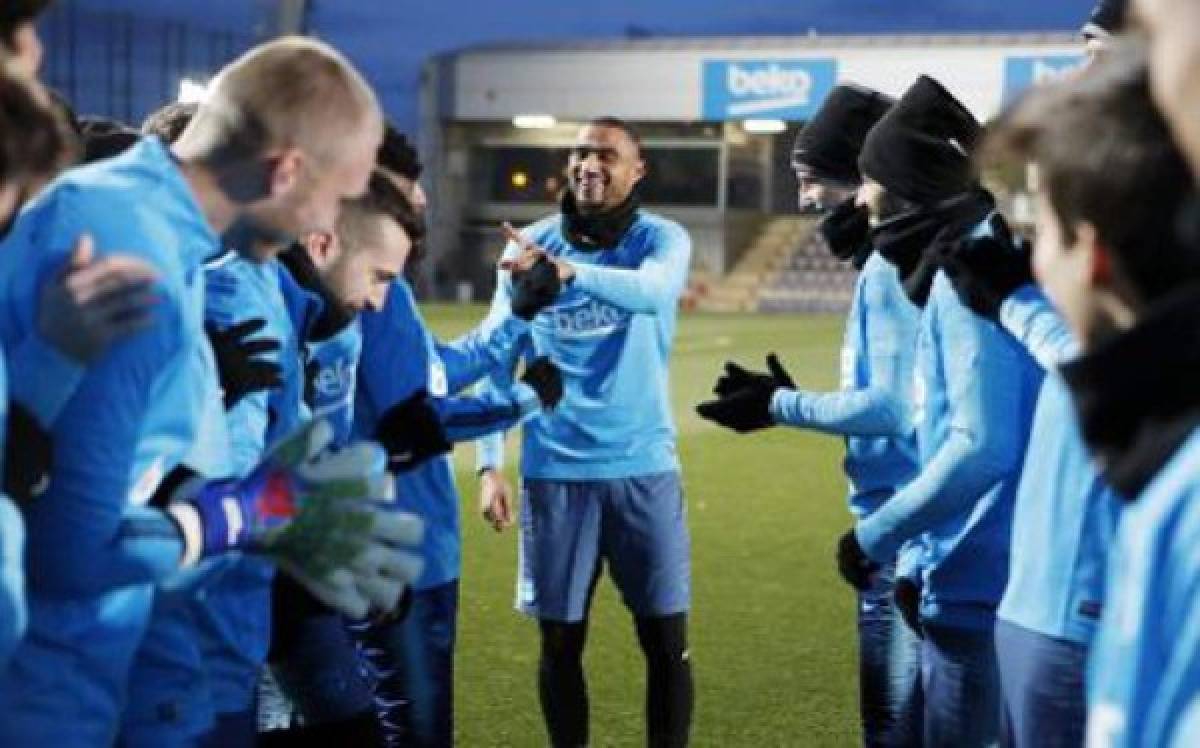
[770,251,920,519]
[305,317,362,447]
[476,211,691,480]
[124,254,310,732]
[0,137,227,743]
[356,279,535,590]
[856,259,1042,630]
[1086,429,1200,748]
[995,287,1121,644]
[0,137,223,593]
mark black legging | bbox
[538,613,693,748]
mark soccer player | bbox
[477,116,693,748]
[119,169,426,746]
[345,129,563,747]
[927,6,1128,745]
[0,38,423,744]
[837,76,1043,747]
[696,83,926,746]
[0,62,77,667]
[985,40,1200,747]
[939,222,1118,746]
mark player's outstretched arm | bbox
[502,221,691,315]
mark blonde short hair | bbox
[179,36,381,167]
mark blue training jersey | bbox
[123,254,311,735]
[995,287,1121,644]
[306,317,362,447]
[476,211,691,480]
[356,280,534,590]
[856,260,1042,630]
[770,250,920,519]
[0,137,225,743]
[1086,429,1200,748]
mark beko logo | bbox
[702,58,837,120]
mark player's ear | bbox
[631,156,646,186]
[267,147,304,198]
[304,230,337,268]
[1076,222,1112,289]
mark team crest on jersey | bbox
[547,297,630,339]
[313,358,355,400]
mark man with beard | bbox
[838,76,1043,747]
[339,129,562,747]
[0,38,424,744]
[696,83,925,746]
[478,117,693,748]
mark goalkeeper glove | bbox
[168,419,423,618]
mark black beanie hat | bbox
[858,75,982,206]
[791,83,895,185]
[1082,0,1127,40]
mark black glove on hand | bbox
[511,256,562,320]
[696,384,775,433]
[698,353,794,433]
[712,353,796,398]
[892,577,924,639]
[938,215,1034,319]
[4,402,52,504]
[836,529,880,591]
[206,318,283,409]
[520,355,563,409]
[376,389,453,472]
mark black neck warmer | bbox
[871,188,995,306]
[561,190,640,250]
[817,197,872,269]
[277,244,355,342]
[1060,284,1200,499]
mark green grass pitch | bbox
[422,305,861,747]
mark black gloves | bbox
[511,256,562,320]
[938,215,1034,319]
[836,529,880,591]
[892,577,924,638]
[712,353,796,397]
[376,390,453,472]
[520,356,563,409]
[4,402,52,505]
[697,353,795,433]
[205,318,283,409]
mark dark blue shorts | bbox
[517,472,690,622]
